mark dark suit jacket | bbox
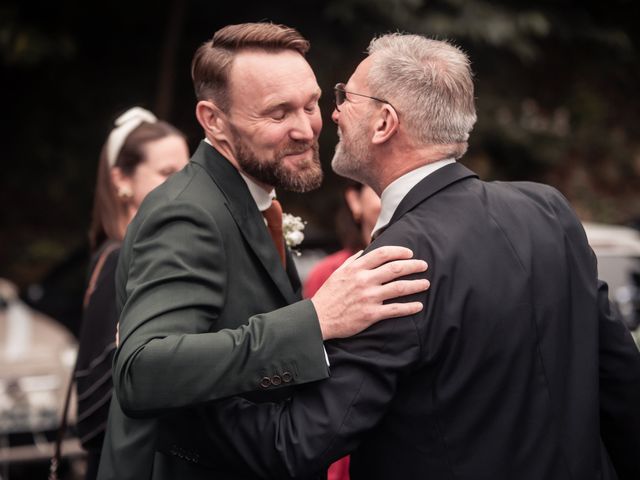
[97,142,329,480]
[205,163,640,480]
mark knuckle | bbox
[343,262,357,275]
[376,247,390,262]
[360,291,375,304]
[394,281,407,295]
[385,261,400,274]
[355,271,369,287]
[362,306,376,323]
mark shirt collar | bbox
[371,158,456,238]
[238,171,276,212]
[204,138,275,212]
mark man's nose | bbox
[290,112,315,141]
[331,108,339,125]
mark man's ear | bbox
[371,104,399,145]
[195,100,229,143]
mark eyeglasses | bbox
[334,83,395,112]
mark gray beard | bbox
[331,127,370,184]
[331,141,364,181]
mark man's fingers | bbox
[375,279,430,302]
[353,246,414,269]
[313,246,429,340]
[371,301,425,321]
[371,259,428,284]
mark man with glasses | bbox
[201,33,640,480]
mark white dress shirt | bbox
[371,159,456,239]
[238,171,276,212]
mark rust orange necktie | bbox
[262,199,286,268]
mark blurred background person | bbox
[303,180,381,480]
[73,107,189,480]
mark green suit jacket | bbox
[97,141,329,479]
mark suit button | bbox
[282,371,292,383]
[260,376,272,388]
[271,374,282,386]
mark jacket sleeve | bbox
[202,310,423,479]
[112,200,328,417]
[598,280,640,480]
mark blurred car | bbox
[0,278,83,469]
[583,222,640,337]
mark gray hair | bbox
[367,34,477,156]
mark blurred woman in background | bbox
[74,107,189,480]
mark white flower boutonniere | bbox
[282,213,306,255]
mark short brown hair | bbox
[191,22,310,112]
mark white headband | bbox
[106,107,158,167]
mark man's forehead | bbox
[228,49,319,108]
[230,49,314,85]
[347,55,373,90]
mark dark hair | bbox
[88,119,184,252]
[191,22,310,112]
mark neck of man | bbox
[372,142,466,195]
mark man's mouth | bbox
[282,144,313,156]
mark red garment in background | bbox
[303,248,355,480]
[302,249,353,299]
[327,455,350,480]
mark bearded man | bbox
[97,23,430,480]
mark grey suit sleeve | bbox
[598,280,640,480]
[203,311,422,479]
[113,201,328,417]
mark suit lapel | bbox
[386,162,479,228]
[191,142,298,304]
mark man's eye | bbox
[304,102,318,114]
[270,110,286,121]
